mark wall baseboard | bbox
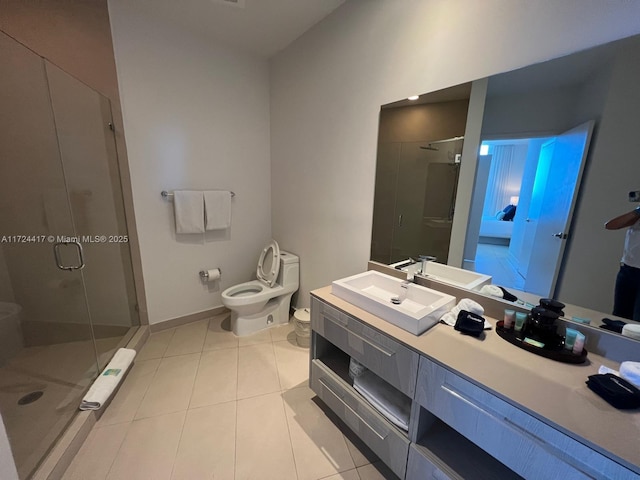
[149,306,229,333]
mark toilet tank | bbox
[278,251,299,288]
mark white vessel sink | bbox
[390,260,492,291]
[331,271,456,335]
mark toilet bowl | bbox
[221,240,299,336]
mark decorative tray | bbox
[496,321,588,364]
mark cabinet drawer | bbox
[310,359,410,479]
[406,445,451,480]
[311,297,419,397]
[416,357,633,480]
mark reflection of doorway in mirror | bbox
[464,121,593,297]
[464,139,530,289]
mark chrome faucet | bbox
[400,280,410,302]
[392,280,411,305]
[418,255,437,275]
[405,262,421,280]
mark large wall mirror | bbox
[371,32,640,332]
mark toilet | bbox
[221,240,299,336]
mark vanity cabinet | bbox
[312,299,419,397]
[310,293,640,480]
[310,360,410,477]
[311,297,416,478]
[414,358,629,479]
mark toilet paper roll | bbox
[205,268,221,282]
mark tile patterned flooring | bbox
[64,314,396,480]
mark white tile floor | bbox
[64,314,397,480]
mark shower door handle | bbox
[53,241,86,271]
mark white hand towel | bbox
[174,190,205,234]
[80,348,136,410]
[620,362,640,389]
[204,190,232,230]
[480,284,503,298]
[622,324,640,340]
[353,370,410,431]
[598,365,620,376]
[440,298,491,329]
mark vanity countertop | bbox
[311,285,640,473]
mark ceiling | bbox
[128,0,346,58]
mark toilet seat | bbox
[257,240,280,287]
[220,246,299,336]
[222,279,284,308]
[226,284,264,297]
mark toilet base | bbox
[231,293,293,336]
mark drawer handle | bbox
[501,417,594,478]
[348,330,395,357]
[441,384,554,451]
[322,313,396,357]
[502,416,549,447]
[323,311,348,326]
[441,385,594,478]
[319,377,388,440]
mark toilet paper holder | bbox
[199,268,221,279]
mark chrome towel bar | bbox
[161,190,235,198]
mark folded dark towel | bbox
[454,310,485,338]
[498,286,518,302]
[601,318,627,333]
[586,373,640,409]
[600,325,622,333]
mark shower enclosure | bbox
[371,138,464,265]
[0,32,139,478]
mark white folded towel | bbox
[80,348,136,410]
[353,370,410,431]
[622,324,640,340]
[204,190,232,230]
[480,284,503,298]
[620,362,640,389]
[598,365,619,376]
[440,298,491,329]
[174,190,205,234]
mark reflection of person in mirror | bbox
[606,206,640,320]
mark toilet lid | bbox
[257,240,280,287]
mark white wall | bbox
[482,87,580,137]
[271,0,640,306]
[109,1,272,324]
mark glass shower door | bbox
[45,61,139,370]
[391,139,463,264]
[0,31,99,478]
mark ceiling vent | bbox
[212,0,246,8]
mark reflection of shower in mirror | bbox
[420,135,465,153]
